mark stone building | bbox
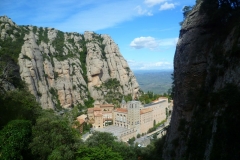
[87,101,114,129]
[88,97,168,141]
[140,107,153,134]
[76,114,87,133]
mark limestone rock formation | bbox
[0,16,139,110]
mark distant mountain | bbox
[133,70,173,94]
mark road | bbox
[134,116,171,147]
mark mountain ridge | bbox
[0,15,139,110]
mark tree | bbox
[0,120,32,160]
[183,6,193,18]
[0,88,41,129]
[0,56,24,93]
[29,111,81,160]
[128,137,136,146]
[85,132,138,160]
[76,145,123,160]
[137,133,141,138]
[85,131,117,147]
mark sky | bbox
[0,0,195,70]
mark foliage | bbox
[85,131,117,147]
[0,56,24,92]
[29,110,81,160]
[0,120,32,160]
[0,25,28,62]
[183,6,193,18]
[94,78,124,106]
[124,94,132,102]
[137,135,166,160]
[37,27,49,45]
[49,87,62,110]
[147,120,166,133]
[76,145,122,160]
[138,91,171,104]
[137,133,141,138]
[128,137,136,145]
[78,37,88,82]
[0,88,41,129]
[84,96,95,108]
[85,132,138,160]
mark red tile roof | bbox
[115,108,127,113]
[140,108,153,114]
[93,107,101,111]
[100,104,114,107]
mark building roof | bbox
[152,97,168,103]
[93,107,101,111]
[77,119,85,125]
[144,99,166,108]
[140,108,153,114]
[88,108,94,113]
[102,111,112,113]
[77,114,87,120]
[94,112,103,117]
[115,108,127,113]
[76,115,86,125]
[100,104,114,107]
[152,99,159,103]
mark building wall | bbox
[119,128,137,142]
[101,105,114,112]
[88,98,168,140]
[145,99,167,124]
[113,111,128,128]
[127,101,141,134]
[140,111,153,134]
[93,116,103,128]
[103,112,113,127]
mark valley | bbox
[133,70,173,94]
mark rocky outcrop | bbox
[0,16,139,110]
[163,1,240,159]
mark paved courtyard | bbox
[93,125,129,137]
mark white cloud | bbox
[130,37,178,50]
[135,5,153,16]
[127,60,173,70]
[159,2,175,11]
[144,0,166,7]
[130,36,158,50]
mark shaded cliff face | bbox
[0,16,139,109]
[163,2,240,159]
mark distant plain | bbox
[133,70,173,95]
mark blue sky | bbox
[0,0,195,70]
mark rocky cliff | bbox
[163,1,240,159]
[0,16,139,110]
